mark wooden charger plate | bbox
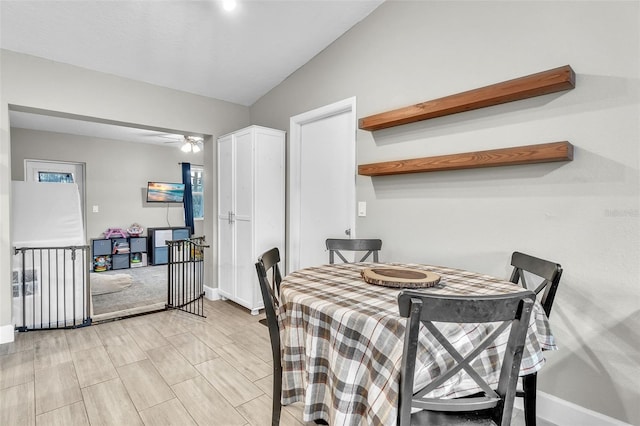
[361,267,441,288]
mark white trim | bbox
[0,324,15,344]
[515,391,632,426]
[288,97,357,273]
[204,285,220,301]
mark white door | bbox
[217,135,234,298]
[289,97,356,272]
[217,131,257,306]
[24,159,86,240]
[233,130,255,308]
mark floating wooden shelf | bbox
[359,65,575,131]
[358,141,573,177]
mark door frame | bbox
[288,97,357,273]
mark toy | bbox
[127,223,144,237]
[93,255,110,272]
[103,228,128,239]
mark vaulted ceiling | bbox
[1,0,384,145]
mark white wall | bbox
[0,49,250,339]
[10,128,203,240]
[250,1,639,424]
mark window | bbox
[38,171,74,183]
[191,167,204,220]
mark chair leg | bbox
[522,373,537,426]
[272,367,282,426]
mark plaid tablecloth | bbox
[279,263,556,425]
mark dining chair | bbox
[397,290,535,426]
[326,238,382,263]
[255,247,283,426]
[509,251,563,426]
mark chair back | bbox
[255,247,283,425]
[397,290,535,426]
[326,238,382,263]
[509,251,562,317]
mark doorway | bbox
[10,111,209,325]
[24,159,87,241]
[288,97,356,272]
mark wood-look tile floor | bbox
[0,299,552,426]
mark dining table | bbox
[277,262,557,426]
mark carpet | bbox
[91,265,167,315]
[90,273,133,295]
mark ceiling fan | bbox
[180,135,203,153]
[137,131,203,152]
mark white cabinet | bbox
[217,126,285,314]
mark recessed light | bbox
[222,0,236,12]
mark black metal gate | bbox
[13,245,91,331]
[166,237,208,317]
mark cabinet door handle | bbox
[228,211,236,224]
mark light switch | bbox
[358,201,367,217]
[92,205,99,213]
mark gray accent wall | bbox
[250,1,639,424]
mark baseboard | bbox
[92,302,166,323]
[0,324,15,344]
[515,391,632,426]
[204,285,220,301]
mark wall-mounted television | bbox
[146,182,185,203]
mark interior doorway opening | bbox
[9,106,209,324]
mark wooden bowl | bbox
[361,267,441,288]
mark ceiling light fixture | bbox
[181,136,202,153]
[222,0,237,12]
